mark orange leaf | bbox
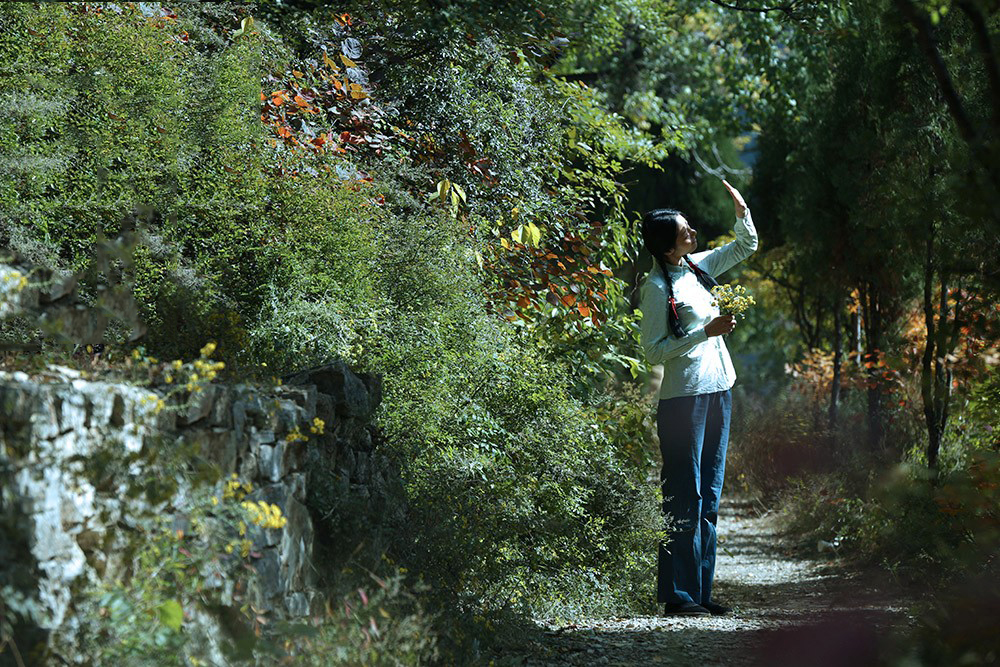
[517,296,531,308]
[323,51,341,71]
[577,304,591,317]
[294,94,308,106]
[292,69,304,78]
[561,294,576,307]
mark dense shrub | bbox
[1,3,667,663]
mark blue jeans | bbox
[656,389,732,605]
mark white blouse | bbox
[639,209,758,400]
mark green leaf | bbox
[159,599,183,631]
[526,222,541,246]
[511,226,523,243]
[437,179,451,199]
[233,16,253,38]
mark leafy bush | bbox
[269,566,440,666]
[2,5,671,664]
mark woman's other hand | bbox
[722,180,747,218]
[705,315,736,337]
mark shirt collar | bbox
[657,259,687,276]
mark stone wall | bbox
[0,359,404,663]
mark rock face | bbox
[0,360,403,662]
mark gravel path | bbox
[492,495,918,666]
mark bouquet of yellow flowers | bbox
[710,284,755,320]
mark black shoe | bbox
[662,601,711,616]
[701,600,732,615]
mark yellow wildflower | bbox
[710,284,756,320]
[285,426,308,444]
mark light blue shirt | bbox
[639,209,759,400]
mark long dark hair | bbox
[640,208,718,338]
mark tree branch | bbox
[706,0,798,15]
[955,0,1000,130]
[892,0,977,144]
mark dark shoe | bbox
[701,600,732,615]
[662,601,711,616]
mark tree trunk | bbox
[829,295,842,432]
[862,280,884,451]
[921,215,963,468]
[921,218,941,467]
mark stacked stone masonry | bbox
[0,359,393,660]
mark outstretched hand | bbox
[722,179,747,218]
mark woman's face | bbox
[665,215,697,262]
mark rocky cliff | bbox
[0,359,405,664]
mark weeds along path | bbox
[493,495,918,667]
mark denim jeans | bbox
[656,389,732,605]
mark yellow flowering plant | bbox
[80,465,263,664]
[710,283,756,320]
[123,341,227,422]
[212,473,290,559]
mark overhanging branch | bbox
[706,0,799,15]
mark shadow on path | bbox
[489,495,918,666]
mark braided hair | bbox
[640,208,719,338]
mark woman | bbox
[638,179,758,617]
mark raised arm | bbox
[687,208,758,279]
[639,277,709,364]
[687,180,757,278]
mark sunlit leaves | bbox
[158,599,184,631]
[231,15,253,38]
[483,225,615,331]
[427,179,469,218]
[258,27,391,180]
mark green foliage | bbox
[270,567,440,666]
[58,422,257,664]
[0,5,667,664]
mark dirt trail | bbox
[494,495,918,666]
